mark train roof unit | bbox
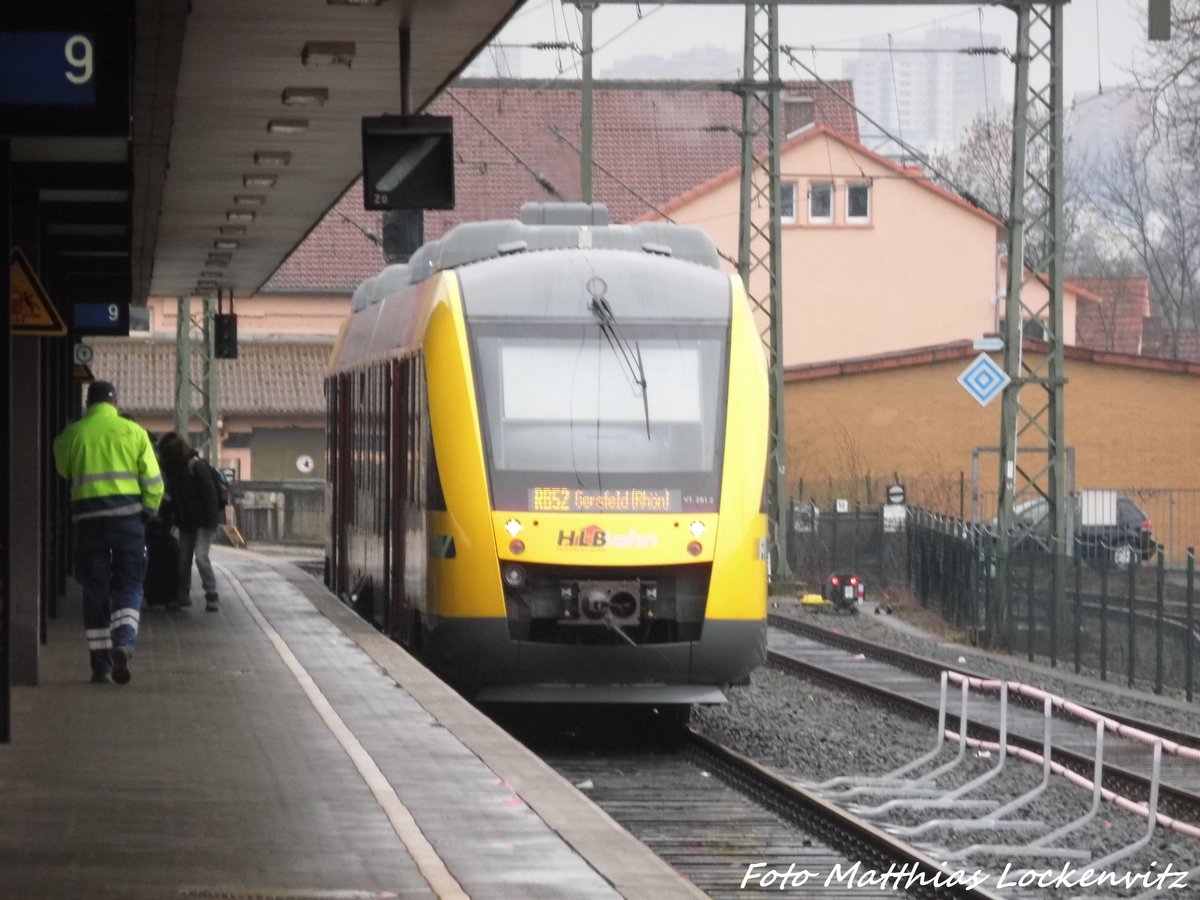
[349,203,720,313]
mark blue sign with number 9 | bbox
[0,32,95,106]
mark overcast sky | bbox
[489,1,1149,102]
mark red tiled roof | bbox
[264,181,386,294]
[1072,276,1150,355]
[88,338,331,416]
[784,337,1200,382]
[647,124,1002,228]
[1142,317,1200,363]
[264,79,858,292]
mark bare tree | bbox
[1090,126,1200,358]
[1138,0,1200,163]
[931,112,1092,267]
[931,113,1013,220]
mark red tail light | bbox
[1141,519,1152,531]
[831,576,840,586]
[850,576,859,585]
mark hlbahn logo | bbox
[557,524,658,549]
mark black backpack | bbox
[192,457,230,510]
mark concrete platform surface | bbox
[0,547,706,900]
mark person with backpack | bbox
[157,431,222,612]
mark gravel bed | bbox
[693,665,1200,897]
[771,596,1200,738]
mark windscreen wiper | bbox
[588,282,650,439]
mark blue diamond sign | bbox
[957,352,1010,407]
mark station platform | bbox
[0,547,705,900]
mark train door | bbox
[324,376,335,588]
[389,358,409,642]
[330,373,352,597]
[367,363,388,632]
[406,356,429,619]
[379,361,393,635]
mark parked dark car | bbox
[994,495,1157,566]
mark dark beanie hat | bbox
[86,381,117,406]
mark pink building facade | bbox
[647,126,1087,366]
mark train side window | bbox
[408,355,419,506]
[374,364,383,527]
[427,444,446,511]
[395,357,410,508]
[424,367,446,512]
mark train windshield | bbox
[458,252,731,513]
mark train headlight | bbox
[504,518,523,537]
[689,520,706,538]
[687,540,702,556]
[509,539,525,555]
[502,563,526,588]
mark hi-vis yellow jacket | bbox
[53,403,164,522]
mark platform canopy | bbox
[5,0,522,306]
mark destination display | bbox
[529,487,681,513]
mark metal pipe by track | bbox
[685,731,1005,899]
[767,612,1200,823]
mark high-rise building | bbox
[843,27,1003,159]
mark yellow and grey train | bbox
[325,202,768,706]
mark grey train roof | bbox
[350,203,720,312]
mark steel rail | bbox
[685,731,1005,899]
[768,612,1200,747]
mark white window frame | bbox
[780,182,798,224]
[808,181,833,224]
[846,181,871,224]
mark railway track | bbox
[542,729,1003,899]
[767,611,1200,825]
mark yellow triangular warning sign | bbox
[11,249,67,337]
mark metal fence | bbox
[787,501,908,590]
[798,476,1200,569]
[798,475,972,519]
[229,480,324,545]
[907,508,1200,701]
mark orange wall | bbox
[785,353,1200,495]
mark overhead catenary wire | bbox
[334,209,382,247]
[444,90,567,200]
[979,7,996,143]
[564,1,584,77]
[886,34,908,166]
[509,0,552,23]
[591,3,668,56]
[782,44,1007,57]
[550,0,572,75]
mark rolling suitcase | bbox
[144,518,181,607]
